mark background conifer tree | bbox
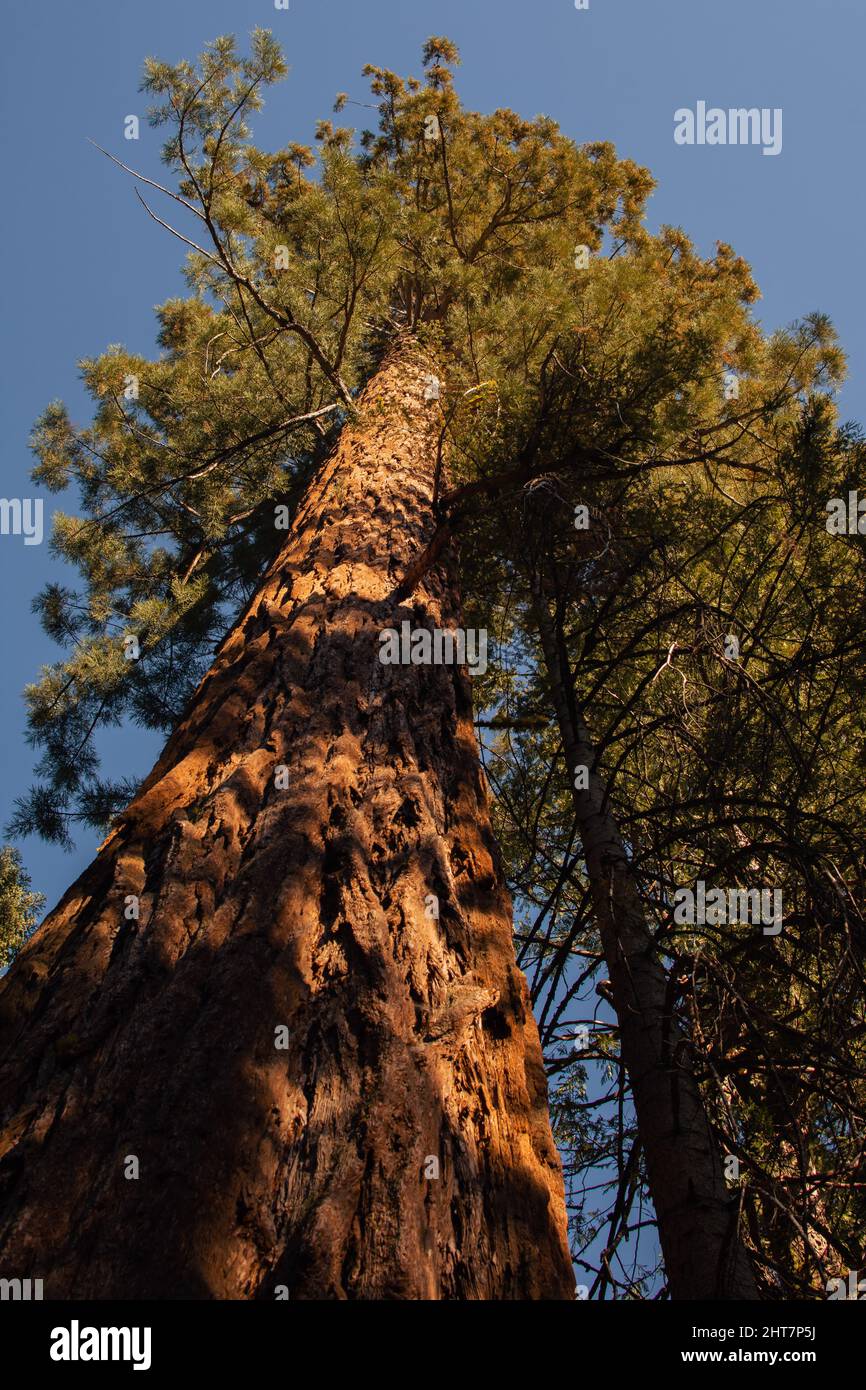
[0,847,44,970]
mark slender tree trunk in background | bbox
[0,338,573,1301]
[530,581,758,1300]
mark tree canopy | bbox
[0,845,45,969]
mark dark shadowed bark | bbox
[530,580,758,1300]
[0,338,573,1300]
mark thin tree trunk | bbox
[0,337,573,1301]
[529,580,758,1300]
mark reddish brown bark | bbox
[0,337,573,1300]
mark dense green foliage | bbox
[0,846,45,968]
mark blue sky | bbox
[2,0,864,910]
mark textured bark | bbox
[530,583,758,1300]
[0,338,573,1301]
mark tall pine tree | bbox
[2,31,860,1299]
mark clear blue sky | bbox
[2,0,864,911]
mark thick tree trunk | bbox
[0,337,573,1300]
[530,583,758,1300]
